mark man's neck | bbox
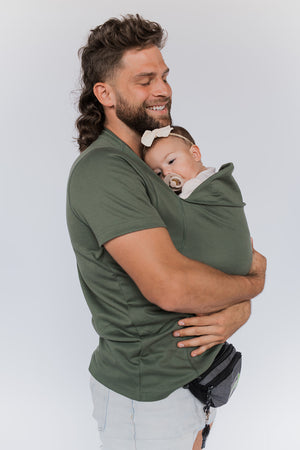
[104,119,142,158]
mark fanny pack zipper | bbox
[202,352,241,389]
[197,343,234,381]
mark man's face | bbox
[111,46,172,134]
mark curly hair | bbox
[76,14,167,152]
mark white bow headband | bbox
[141,125,193,147]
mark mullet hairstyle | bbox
[76,14,167,152]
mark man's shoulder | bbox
[69,147,134,192]
[70,130,146,176]
[67,136,150,201]
[70,141,118,174]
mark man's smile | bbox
[147,105,166,111]
[146,101,170,115]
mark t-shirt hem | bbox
[89,366,201,402]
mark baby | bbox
[141,125,216,199]
[141,123,252,277]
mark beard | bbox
[115,93,172,135]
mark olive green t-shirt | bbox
[66,129,252,401]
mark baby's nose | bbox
[162,167,172,178]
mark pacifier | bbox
[164,173,184,192]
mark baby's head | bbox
[142,126,205,192]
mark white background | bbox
[1,1,299,449]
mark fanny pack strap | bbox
[201,388,213,449]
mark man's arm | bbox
[104,227,266,314]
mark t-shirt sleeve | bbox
[68,148,166,246]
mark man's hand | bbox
[172,301,251,357]
[247,241,267,296]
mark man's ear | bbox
[189,145,202,161]
[93,82,115,107]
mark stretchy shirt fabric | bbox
[66,129,252,401]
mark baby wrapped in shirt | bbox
[142,125,252,275]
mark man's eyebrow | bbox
[134,68,170,79]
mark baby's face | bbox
[144,136,202,183]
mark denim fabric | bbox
[90,375,216,450]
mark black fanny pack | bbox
[184,342,242,448]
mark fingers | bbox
[190,342,223,357]
[175,334,224,351]
[173,325,214,338]
[177,315,215,327]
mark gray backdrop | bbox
[1,0,299,449]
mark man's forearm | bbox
[155,253,265,314]
[104,227,266,315]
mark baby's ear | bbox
[189,145,202,161]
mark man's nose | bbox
[153,79,172,98]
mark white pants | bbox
[90,374,216,450]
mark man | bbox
[67,14,266,449]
